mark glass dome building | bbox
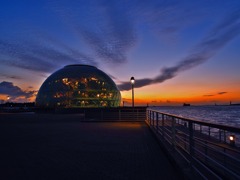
[36,65,121,108]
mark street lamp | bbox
[7,96,10,103]
[130,77,135,107]
[229,135,235,146]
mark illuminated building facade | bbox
[36,65,121,108]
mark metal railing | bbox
[53,107,146,121]
[146,108,240,179]
[83,107,146,121]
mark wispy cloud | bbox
[218,92,227,95]
[0,40,56,73]
[73,1,136,64]
[203,92,228,97]
[0,73,21,80]
[203,94,214,97]
[0,39,97,73]
[35,34,98,66]
[118,9,240,90]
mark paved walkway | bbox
[0,114,180,180]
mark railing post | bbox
[152,111,155,128]
[172,116,176,150]
[224,130,226,143]
[148,110,150,122]
[162,114,165,139]
[148,110,150,123]
[189,121,195,164]
[150,111,153,125]
[146,110,148,122]
[149,110,151,124]
[156,112,159,132]
[219,129,221,142]
[150,111,152,125]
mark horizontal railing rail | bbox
[53,107,147,121]
[146,108,240,179]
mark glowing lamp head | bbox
[229,135,235,146]
[130,77,135,85]
[229,136,234,141]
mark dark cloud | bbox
[166,100,171,103]
[118,78,152,91]
[203,92,227,97]
[0,73,21,80]
[48,0,137,65]
[203,94,214,97]
[0,39,97,73]
[35,34,98,66]
[77,1,136,64]
[118,9,240,91]
[218,92,227,95]
[0,40,55,73]
[0,81,36,99]
[133,0,213,40]
[107,74,119,81]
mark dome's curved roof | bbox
[36,65,121,108]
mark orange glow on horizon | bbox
[120,82,240,106]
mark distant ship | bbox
[230,101,240,106]
[183,103,190,106]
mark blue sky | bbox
[0,0,240,105]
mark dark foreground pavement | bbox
[0,114,180,180]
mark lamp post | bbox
[130,77,135,108]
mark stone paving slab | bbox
[0,114,180,180]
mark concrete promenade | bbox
[0,114,181,180]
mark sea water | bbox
[149,105,240,127]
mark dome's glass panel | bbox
[36,65,121,108]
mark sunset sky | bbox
[0,0,240,106]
